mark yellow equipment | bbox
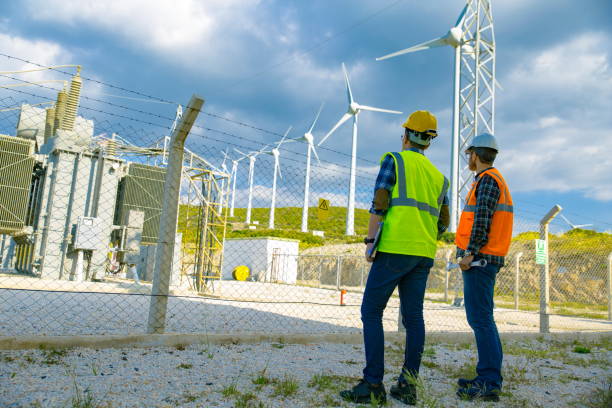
[232,265,250,281]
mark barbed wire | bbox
[0,53,380,165]
[0,87,379,182]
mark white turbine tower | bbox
[318,63,402,236]
[293,103,324,233]
[234,148,265,225]
[376,4,469,233]
[259,126,293,229]
[223,150,246,218]
[218,149,230,213]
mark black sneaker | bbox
[457,377,478,388]
[390,380,417,405]
[340,379,387,405]
[457,381,500,402]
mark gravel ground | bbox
[1,279,610,337]
[1,337,610,407]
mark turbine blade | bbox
[342,63,354,105]
[234,148,248,157]
[495,78,504,91]
[276,159,283,180]
[454,4,469,28]
[376,36,449,61]
[358,105,402,114]
[311,143,321,164]
[308,102,325,133]
[277,126,293,147]
[318,112,353,146]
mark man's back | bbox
[378,150,448,259]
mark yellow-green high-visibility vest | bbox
[377,150,449,259]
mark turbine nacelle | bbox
[447,26,463,47]
[348,102,360,115]
[303,132,314,145]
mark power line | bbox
[0,52,174,104]
[0,85,379,182]
[0,67,380,165]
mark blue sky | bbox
[0,0,611,233]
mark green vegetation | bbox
[221,384,240,398]
[573,346,591,354]
[271,375,299,398]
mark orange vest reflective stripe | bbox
[455,168,514,257]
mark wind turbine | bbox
[218,149,231,213]
[234,147,265,225]
[259,127,293,229]
[292,103,324,233]
[559,214,592,230]
[223,150,246,218]
[318,63,402,236]
[376,4,469,233]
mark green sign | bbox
[535,239,546,265]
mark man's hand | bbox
[459,255,474,271]
[365,243,375,263]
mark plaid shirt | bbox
[369,148,449,235]
[456,167,505,266]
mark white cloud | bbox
[498,32,612,201]
[24,0,301,78]
[0,33,72,83]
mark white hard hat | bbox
[466,133,498,152]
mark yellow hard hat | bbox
[402,110,438,137]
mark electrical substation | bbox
[0,67,230,292]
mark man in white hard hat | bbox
[340,111,450,405]
[454,132,514,402]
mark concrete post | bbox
[608,252,612,321]
[336,256,342,289]
[147,95,204,334]
[514,252,523,310]
[539,205,562,334]
[444,250,452,302]
[360,263,365,290]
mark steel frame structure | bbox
[450,0,496,231]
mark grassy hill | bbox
[225,206,370,248]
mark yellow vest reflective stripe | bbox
[378,151,448,259]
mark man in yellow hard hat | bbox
[341,110,450,405]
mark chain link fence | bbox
[0,71,610,339]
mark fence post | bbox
[608,252,612,321]
[444,249,452,302]
[360,262,365,290]
[336,256,342,289]
[514,252,523,310]
[147,95,204,334]
[539,205,562,334]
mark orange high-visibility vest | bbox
[455,168,513,256]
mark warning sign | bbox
[317,198,330,220]
[535,239,547,265]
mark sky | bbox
[0,0,611,233]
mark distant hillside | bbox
[228,206,370,242]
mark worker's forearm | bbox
[368,213,382,238]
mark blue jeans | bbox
[462,262,503,388]
[361,252,433,384]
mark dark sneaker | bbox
[340,379,387,405]
[457,381,500,402]
[390,380,417,405]
[457,377,478,388]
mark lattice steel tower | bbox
[450,0,497,231]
